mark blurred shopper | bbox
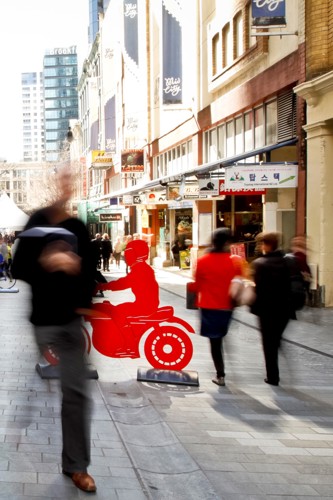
[12,166,96,493]
[91,232,102,270]
[290,235,312,291]
[101,233,112,272]
[112,236,123,268]
[251,232,292,386]
[188,228,242,387]
[124,234,133,274]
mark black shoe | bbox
[264,378,279,386]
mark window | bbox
[254,107,264,148]
[217,124,225,159]
[212,33,220,75]
[235,116,243,154]
[244,112,253,151]
[265,101,277,144]
[247,2,256,48]
[222,23,232,68]
[208,128,218,161]
[226,121,235,156]
[234,12,244,58]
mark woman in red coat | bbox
[189,229,242,386]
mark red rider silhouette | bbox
[91,239,159,356]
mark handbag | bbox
[229,277,256,307]
[186,282,198,310]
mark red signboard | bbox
[230,243,246,260]
[219,179,265,196]
[121,150,144,172]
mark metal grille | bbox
[277,90,297,142]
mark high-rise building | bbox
[43,46,79,162]
[20,72,45,162]
[88,0,110,44]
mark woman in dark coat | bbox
[251,232,292,386]
[101,233,112,272]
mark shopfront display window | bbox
[216,195,262,260]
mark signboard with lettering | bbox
[225,164,298,189]
[252,0,286,27]
[91,150,113,169]
[219,179,266,196]
[99,213,122,222]
[121,150,144,173]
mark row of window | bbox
[211,4,255,78]
[204,100,278,163]
[44,67,78,77]
[45,109,78,119]
[153,140,193,178]
[152,98,279,178]
[44,56,77,66]
[44,78,78,88]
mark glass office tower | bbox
[21,72,45,162]
[43,46,78,162]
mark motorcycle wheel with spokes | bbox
[144,326,193,371]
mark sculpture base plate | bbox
[35,363,99,380]
[137,367,199,386]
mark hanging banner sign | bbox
[219,179,266,196]
[225,164,298,189]
[252,0,286,27]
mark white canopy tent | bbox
[0,192,29,231]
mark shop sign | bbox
[198,177,219,197]
[252,0,286,27]
[225,164,298,189]
[133,195,144,204]
[179,249,191,269]
[99,213,122,222]
[230,243,246,260]
[219,179,266,196]
[91,150,113,169]
[145,191,167,203]
[183,184,199,199]
[123,195,133,205]
[121,149,144,173]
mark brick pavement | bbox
[0,266,333,499]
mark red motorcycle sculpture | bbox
[86,301,195,371]
[44,239,195,372]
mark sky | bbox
[0,0,89,161]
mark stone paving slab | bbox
[1,271,333,498]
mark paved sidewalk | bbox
[0,266,333,499]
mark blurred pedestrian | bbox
[113,236,123,268]
[101,233,112,272]
[188,228,243,387]
[124,234,133,274]
[91,233,102,270]
[251,232,292,386]
[12,166,96,493]
[290,235,312,291]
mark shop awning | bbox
[95,138,298,202]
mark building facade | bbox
[71,0,333,306]
[20,72,45,163]
[43,46,79,162]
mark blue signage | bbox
[252,0,286,26]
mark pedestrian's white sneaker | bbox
[212,376,225,386]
